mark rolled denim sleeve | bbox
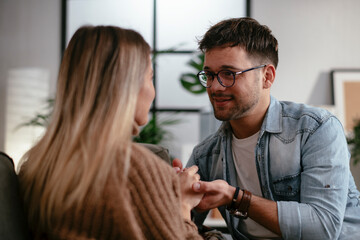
[278,117,349,240]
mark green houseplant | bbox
[19,47,187,145]
[20,48,202,145]
[179,53,206,95]
[19,100,178,145]
[133,114,180,144]
[16,99,54,129]
[347,119,360,166]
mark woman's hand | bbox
[172,158,183,173]
[178,165,204,219]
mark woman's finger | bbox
[186,165,198,175]
[194,173,200,181]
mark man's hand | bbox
[194,180,282,236]
[192,180,235,212]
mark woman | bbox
[18,26,203,239]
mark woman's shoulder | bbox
[126,143,181,200]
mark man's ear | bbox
[263,64,276,89]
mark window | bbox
[65,0,247,162]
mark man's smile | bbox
[211,94,233,107]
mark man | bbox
[182,17,360,239]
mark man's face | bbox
[204,46,264,121]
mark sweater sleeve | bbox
[117,144,203,239]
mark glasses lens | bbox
[198,72,211,87]
[218,70,235,87]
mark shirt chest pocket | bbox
[272,172,300,201]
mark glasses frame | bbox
[197,64,267,88]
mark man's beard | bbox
[211,93,259,121]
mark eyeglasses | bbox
[197,64,266,88]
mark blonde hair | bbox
[18,26,150,232]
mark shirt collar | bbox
[261,95,282,133]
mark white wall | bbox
[0,0,60,152]
[252,0,360,185]
[252,0,360,105]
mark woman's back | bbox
[20,143,201,239]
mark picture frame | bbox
[331,69,360,132]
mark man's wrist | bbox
[226,188,252,219]
[227,185,237,206]
[227,186,240,209]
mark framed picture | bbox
[332,69,360,132]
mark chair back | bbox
[0,152,30,240]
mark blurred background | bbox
[1,0,360,188]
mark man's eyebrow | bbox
[203,65,239,70]
[221,65,239,69]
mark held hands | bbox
[177,164,204,219]
[172,159,234,213]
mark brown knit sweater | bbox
[42,143,202,239]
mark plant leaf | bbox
[178,53,206,95]
[133,114,181,145]
[180,73,206,94]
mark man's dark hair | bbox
[199,17,279,68]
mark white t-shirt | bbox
[232,131,279,239]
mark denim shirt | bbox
[187,96,360,240]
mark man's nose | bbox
[210,77,226,91]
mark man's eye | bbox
[222,71,233,76]
[205,72,213,78]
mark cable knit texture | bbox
[32,143,201,239]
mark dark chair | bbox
[141,143,172,165]
[0,152,30,240]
